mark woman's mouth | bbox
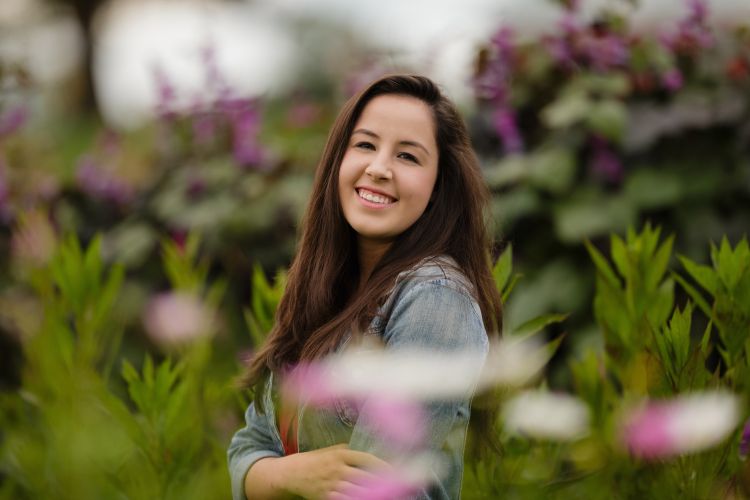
[356,188,396,205]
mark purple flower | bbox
[580,33,630,71]
[687,0,708,23]
[229,100,265,167]
[559,12,582,37]
[544,36,576,69]
[660,0,713,53]
[286,102,321,128]
[152,64,177,120]
[192,110,217,146]
[75,156,134,205]
[490,26,515,61]
[661,68,684,92]
[474,27,517,104]
[589,136,623,183]
[740,419,750,460]
[0,106,28,139]
[472,61,509,103]
[492,107,524,155]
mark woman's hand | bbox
[280,443,391,499]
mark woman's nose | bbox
[364,155,392,181]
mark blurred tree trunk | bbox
[52,0,104,116]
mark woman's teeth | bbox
[358,189,394,204]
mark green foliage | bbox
[0,236,231,500]
[466,224,750,499]
[585,224,674,361]
[676,237,750,387]
[243,263,287,346]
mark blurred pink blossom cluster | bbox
[620,391,740,460]
[143,292,214,347]
[280,337,550,496]
[151,44,268,170]
[75,155,135,206]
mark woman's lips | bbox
[356,188,397,208]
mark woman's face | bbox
[338,94,439,247]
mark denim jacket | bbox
[228,256,489,500]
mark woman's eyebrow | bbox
[352,128,431,156]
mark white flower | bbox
[285,336,547,402]
[503,390,590,441]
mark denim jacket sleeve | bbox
[227,379,284,500]
[348,269,489,499]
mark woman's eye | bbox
[398,152,419,164]
[354,141,375,150]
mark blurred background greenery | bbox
[1,0,750,498]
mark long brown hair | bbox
[244,74,502,450]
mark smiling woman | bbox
[228,74,503,500]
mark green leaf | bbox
[672,272,716,325]
[716,237,739,292]
[700,320,713,356]
[513,313,569,337]
[244,308,268,347]
[584,240,621,290]
[492,244,513,294]
[585,99,627,142]
[610,234,629,279]
[678,256,719,295]
[541,92,590,128]
[501,274,522,304]
[645,235,674,291]
[527,149,576,194]
[624,167,684,209]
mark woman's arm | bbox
[229,397,389,499]
[245,444,391,499]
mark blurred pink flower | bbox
[739,419,750,460]
[0,105,28,139]
[492,107,523,155]
[661,68,684,91]
[362,396,425,449]
[660,0,713,54]
[285,364,426,447]
[281,362,339,406]
[544,35,575,69]
[228,99,265,167]
[11,210,57,267]
[0,158,9,222]
[589,136,623,183]
[338,468,422,500]
[75,156,134,205]
[143,292,213,346]
[152,64,177,120]
[579,33,630,71]
[286,102,321,128]
[621,392,740,460]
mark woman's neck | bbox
[357,238,391,292]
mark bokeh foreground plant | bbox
[0,236,232,500]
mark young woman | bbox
[228,74,503,499]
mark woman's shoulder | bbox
[394,254,474,298]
